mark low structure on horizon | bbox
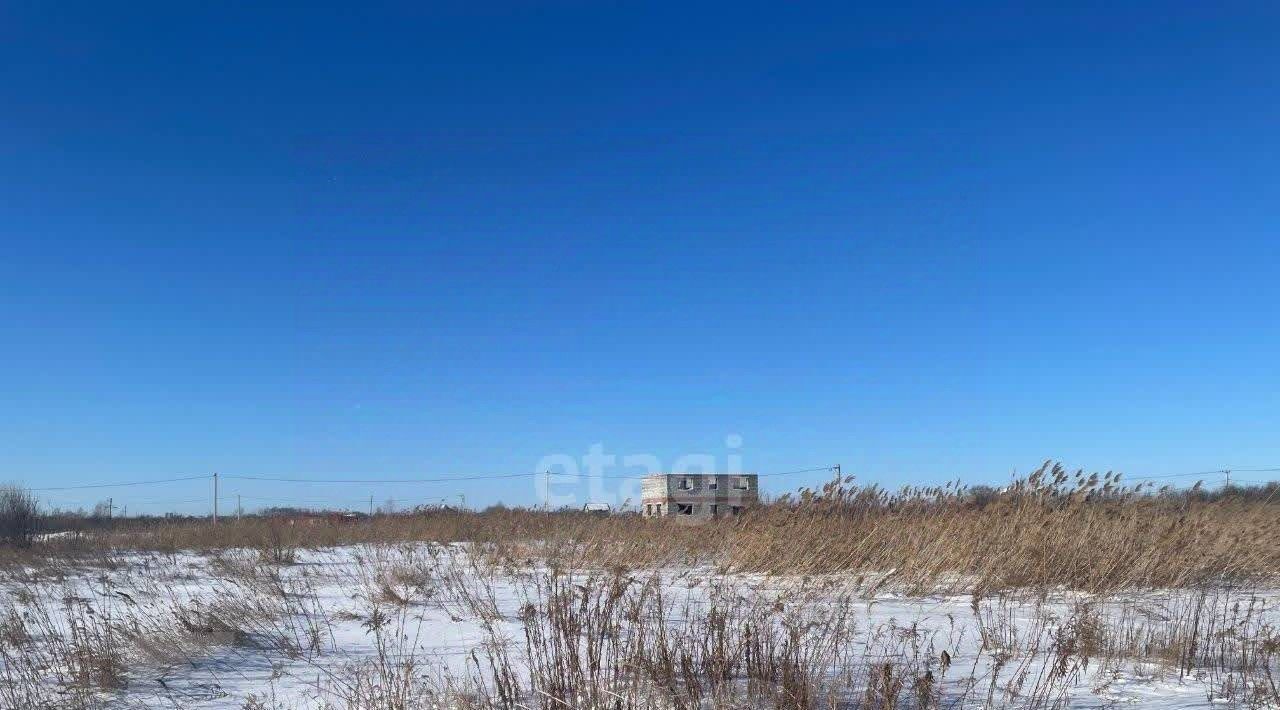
[641,473,759,522]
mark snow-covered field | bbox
[0,543,1276,709]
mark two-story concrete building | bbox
[641,473,759,522]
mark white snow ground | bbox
[0,544,1274,709]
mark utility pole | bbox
[108,497,113,521]
[369,494,374,518]
[544,470,551,511]
[458,493,465,510]
[236,494,242,522]
[833,464,841,480]
[1225,469,1232,489]
[212,472,219,524]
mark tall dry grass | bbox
[0,519,1276,708]
[22,462,1280,593]
[722,462,1280,593]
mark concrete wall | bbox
[641,474,758,521]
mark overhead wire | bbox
[29,475,209,491]
[20,464,1278,513]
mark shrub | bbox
[0,485,39,546]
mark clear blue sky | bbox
[2,2,1278,514]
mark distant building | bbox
[641,473,759,522]
[582,502,611,515]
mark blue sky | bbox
[2,2,1278,514]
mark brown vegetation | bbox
[26,462,1280,594]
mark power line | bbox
[543,466,836,481]
[29,475,208,492]
[1123,470,1228,482]
[21,464,1277,502]
[221,466,835,485]
[236,494,371,505]
[223,471,546,484]
[758,466,837,478]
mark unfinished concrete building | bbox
[641,473,759,522]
